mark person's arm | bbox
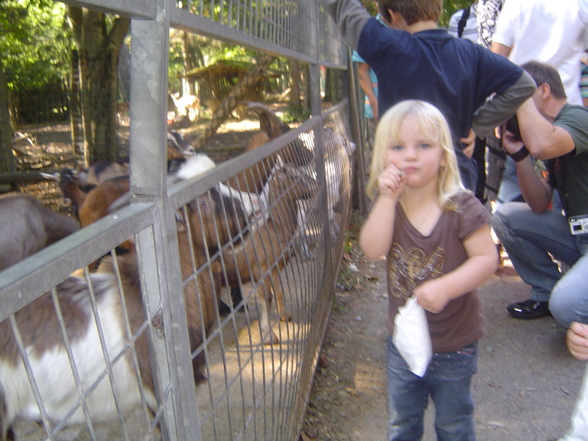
[516,98,576,160]
[357,63,379,122]
[501,129,553,213]
[324,0,371,50]
[567,322,588,361]
[360,165,407,259]
[460,129,476,158]
[471,71,537,137]
[414,224,498,313]
[490,42,511,58]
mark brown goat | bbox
[222,165,313,344]
[79,160,130,186]
[0,187,246,440]
[226,102,313,195]
[43,131,194,217]
[221,103,314,312]
[77,176,131,230]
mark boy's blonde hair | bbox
[378,0,442,26]
[366,100,465,209]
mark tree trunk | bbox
[67,7,129,163]
[69,49,85,167]
[181,31,195,96]
[0,58,14,175]
[290,60,302,108]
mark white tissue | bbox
[392,297,432,377]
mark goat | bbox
[70,132,197,230]
[221,164,313,345]
[0,193,80,271]
[220,103,314,310]
[226,102,314,195]
[77,175,132,237]
[43,131,195,216]
[42,161,129,217]
[0,185,246,440]
[78,160,130,187]
[294,128,355,259]
[71,154,259,276]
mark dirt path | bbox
[302,212,587,441]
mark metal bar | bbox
[170,9,318,64]
[58,0,156,19]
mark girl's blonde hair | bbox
[366,100,465,209]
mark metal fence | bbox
[0,0,360,440]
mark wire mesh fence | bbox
[0,0,357,440]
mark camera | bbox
[569,215,588,235]
[504,114,523,142]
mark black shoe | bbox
[507,299,550,319]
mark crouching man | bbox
[492,60,588,325]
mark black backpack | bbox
[457,6,471,38]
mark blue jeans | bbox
[492,202,588,327]
[387,337,478,441]
[496,156,522,205]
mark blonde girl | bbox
[360,100,498,441]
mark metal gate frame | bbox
[0,0,358,440]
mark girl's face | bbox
[384,115,446,189]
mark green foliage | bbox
[0,0,73,92]
[361,0,378,16]
[440,0,475,28]
[2,1,70,89]
[280,103,310,124]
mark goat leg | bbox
[258,279,279,345]
[218,286,246,317]
[271,269,291,322]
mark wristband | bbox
[508,145,529,162]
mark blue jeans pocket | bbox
[427,342,478,382]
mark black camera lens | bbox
[505,114,523,142]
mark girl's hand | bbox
[378,165,407,201]
[567,322,588,361]
[414,279,449,314]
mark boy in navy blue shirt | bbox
[326,0,535,190]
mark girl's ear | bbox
[440,151,448,168]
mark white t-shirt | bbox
[492,0,588,105]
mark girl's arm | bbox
[359,195,397,260]
[359,165,407,260]
[414,224,498,313]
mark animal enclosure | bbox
[0,1,360,441]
